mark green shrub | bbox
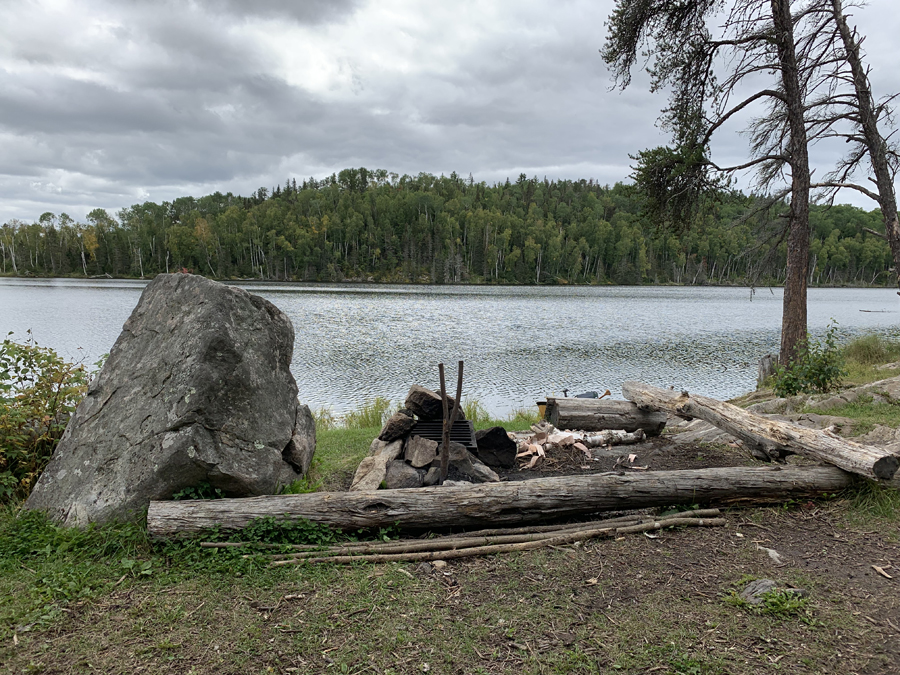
[0,333,89,502]
[773,321,846,397]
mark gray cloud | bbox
[0,0,898,223]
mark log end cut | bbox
[873,454,900,481]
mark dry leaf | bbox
[585,578,599,585]
[872,565,894,579]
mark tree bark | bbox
[622,380,899,481]
[773,0,812,366]
[146,465,852,537]
[545,398,667,435]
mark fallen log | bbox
[545,398,666,436]
[622,381,899,481]
[147,466,852,537]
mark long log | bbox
[545,398,667,435]
[622,381,899,481]
[146,465,852,537]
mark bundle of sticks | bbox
[200,508,725,566]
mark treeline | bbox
[0,168,892,285]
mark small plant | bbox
[726,587,817,624]
[773,320,846,396]
[171,481,224,500]
[0,332,89,502]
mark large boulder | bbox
[24,274,314,526]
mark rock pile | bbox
[349,385,518,490]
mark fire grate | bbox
[410,420,478,452]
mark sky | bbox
[1,0,899,224]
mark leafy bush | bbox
[0,333,89,502]
[773,321,846,397]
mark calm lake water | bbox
[2,278,899,416]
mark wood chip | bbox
[872,565,893,579]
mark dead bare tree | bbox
[602,0,839,365]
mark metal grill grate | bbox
[409,420,478,452]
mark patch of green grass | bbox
[810,397,900,435]
[843,479,900,523]
[344,397,393,429]
[842,334,900,366]
[725,587,817,625]
[307,426,381,491]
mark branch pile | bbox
[199,509,726,566]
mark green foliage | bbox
[726,587,817,624]
[343,397,392,429]
[225,515,336,546]
[1,171,892,287]
[0,333,89,502]
[842,333,900,366]
[171,481,224,501]
[280,474,323,494]
[844,479,900,522]
[773,321,846,396]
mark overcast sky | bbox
[1,0,899,224]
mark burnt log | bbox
[147,465,852,537]
[545,398,666,436]
[622,381,899,481]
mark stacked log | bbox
[545,398,667,436]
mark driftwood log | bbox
[622,381,900,481]
[545,398,667,436]
[146,465,852,537]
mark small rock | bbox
[449,442,500,482]
[474,426,517,468]
[384,460,424,489]
[442,480,473,487]
[422,466,442,486]
[349,439,404,491]
[431,560,448,570]
[406,435,440,468]
[379,411,416,442]
[739,578,807,605]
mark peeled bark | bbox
[147,465,852,537]
[545,398,666,436]
[622,380,899,481]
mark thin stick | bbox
[260,510,723,560]
[203,509,723,552]
[270,518,727,566]
[438,363,450,482]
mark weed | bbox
[842,333,900,366]
[462,398,492,426]
[844,479,900,522]
[344,397,392,429]
[171,481,224,500]
[313,406,338,431]
[726,588,817,624]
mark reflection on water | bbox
[2,278,898,416]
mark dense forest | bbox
[0,168,892,286]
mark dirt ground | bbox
[4,435,899,675]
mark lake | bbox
[1,278,899,417]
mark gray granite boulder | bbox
[404,385,463,421]
[24,273,314,526]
